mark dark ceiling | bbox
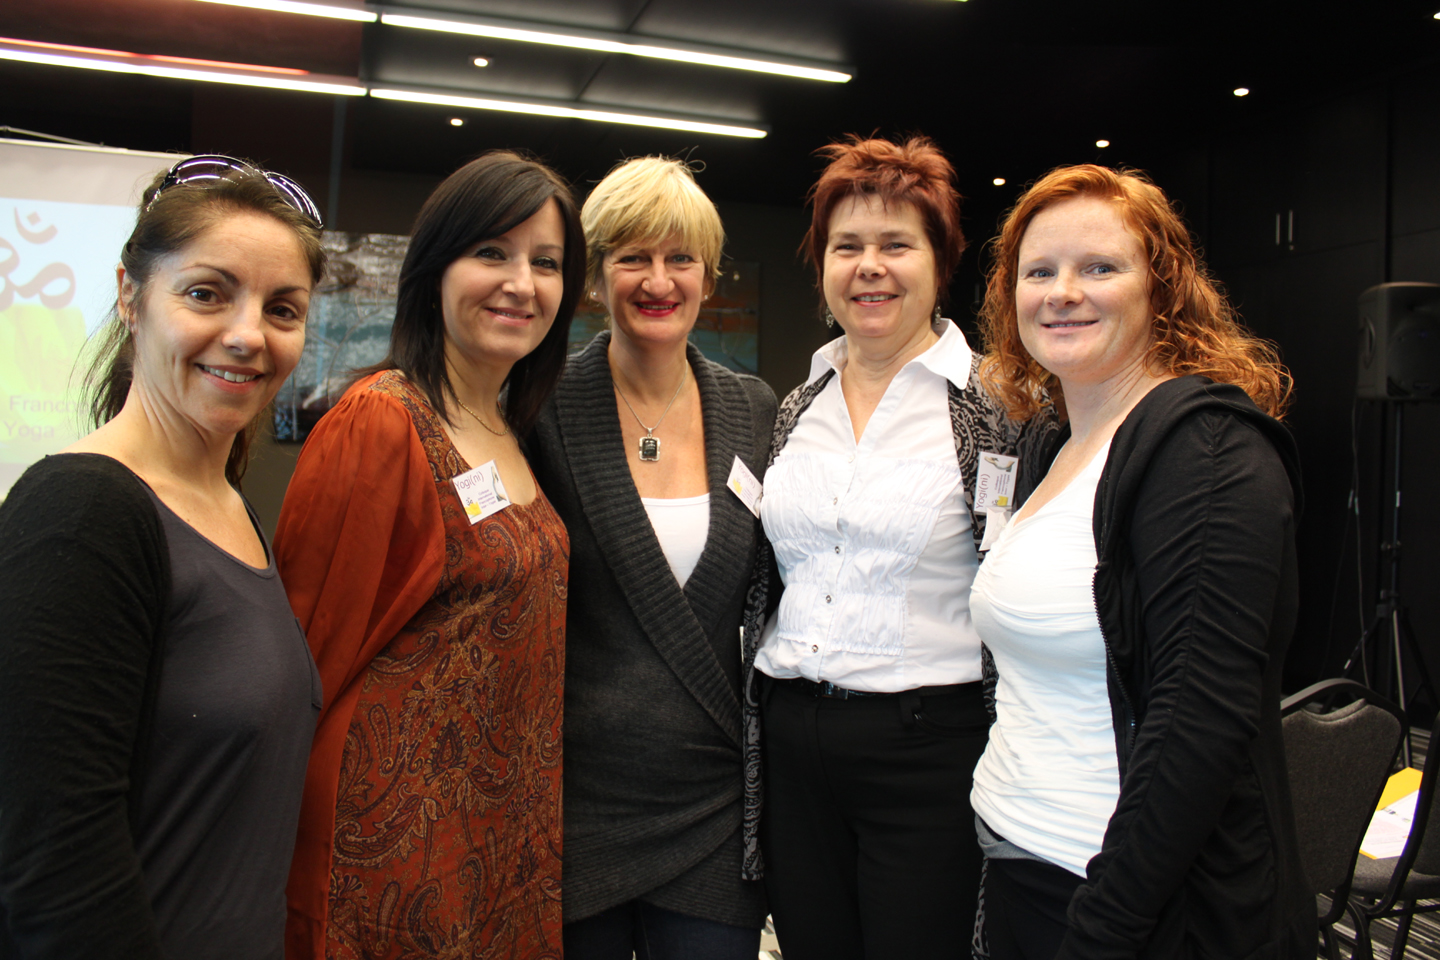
[4,0,1440,220]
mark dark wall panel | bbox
[1217,243,1387,688]
[1393,67,1440,238]
[1288,89,1388,255]
[715,200,820,399]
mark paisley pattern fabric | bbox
[324,374,568,960]
[738,352,1059,881]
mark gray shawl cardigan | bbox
[526,331,777,927]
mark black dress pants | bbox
[760,676,988,960]
[983,855,1085,960]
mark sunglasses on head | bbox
[149,155,324,228]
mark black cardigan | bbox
[525,332,777,927]
[0,453,320,960]
[1048,377,1314,960]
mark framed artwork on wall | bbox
[275,233,761,442]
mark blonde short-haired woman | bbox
[526,156,777,959]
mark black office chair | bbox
[1281,678,1405,960]
[1347,712,1440,960]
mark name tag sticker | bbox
[727,456,763,518]
[974,451,1019,515]
[452,459,511,525]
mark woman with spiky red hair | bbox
[742,135,1058,960]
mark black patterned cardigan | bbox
[736,352,1060,882]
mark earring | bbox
[823,307,836,329]
[932,304,943,324]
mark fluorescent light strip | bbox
[377,12,851,83]
[369,86,767,138]
[192,0,376,21]
[2,36,310,73]
[0,35,762,135]
[0,39,365,95]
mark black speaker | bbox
[1357,282,1440,400]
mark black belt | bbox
[777,676,974,700]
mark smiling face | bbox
[823,193,939,352]
[125,210,311,441]
[440,198,566,379]
[1015,195,1154,388]
[596,233,707,351]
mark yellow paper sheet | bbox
[1377,767,1423,810]
[1359,768,1424,859]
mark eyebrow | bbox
[187,263,239,284]
[184,263,309,296]
[829,228,919,241]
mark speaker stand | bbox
[1343,402,1436,767]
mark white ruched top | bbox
[754,319,983,693]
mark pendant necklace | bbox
[614,363,687,462]
[456,397,509,437]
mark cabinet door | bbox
[1288,90,1388,256]
[1209,124,1289,270]
[1392,68,1440,238]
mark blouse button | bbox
[812,644,819,652]
[825,595,832,603]
[834,545,841,554]
[847,454,855,463]
[832,496,838,505]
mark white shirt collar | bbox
[806,318,974,390]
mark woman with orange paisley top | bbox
[273,151,584,960]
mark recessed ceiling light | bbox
[449,117,464,126]
[472,57,490,68]
[1233,87,1250,97]
[993,178,1006,186]
[1096,139,1110,148]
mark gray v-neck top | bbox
[133,484,321,959]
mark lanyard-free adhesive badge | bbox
[975,451,1018,552]
[727,456,763,517]
[453,460,511,525]
[974,451,1018,515]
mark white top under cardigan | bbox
[969,440,1120,876]
[754,319,984,693]
[642,494,710,588]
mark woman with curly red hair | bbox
[741,135,1057,959]
[968,164,1312,959]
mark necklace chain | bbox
[614,363,687,461]
[455,397,509,437]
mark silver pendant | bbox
[638,435,660,461]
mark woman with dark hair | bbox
[0,156,327,958]
[969,164,1309,959]
[526,156,776,959]
[274,150,584,960]
[741,135,1056,960]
